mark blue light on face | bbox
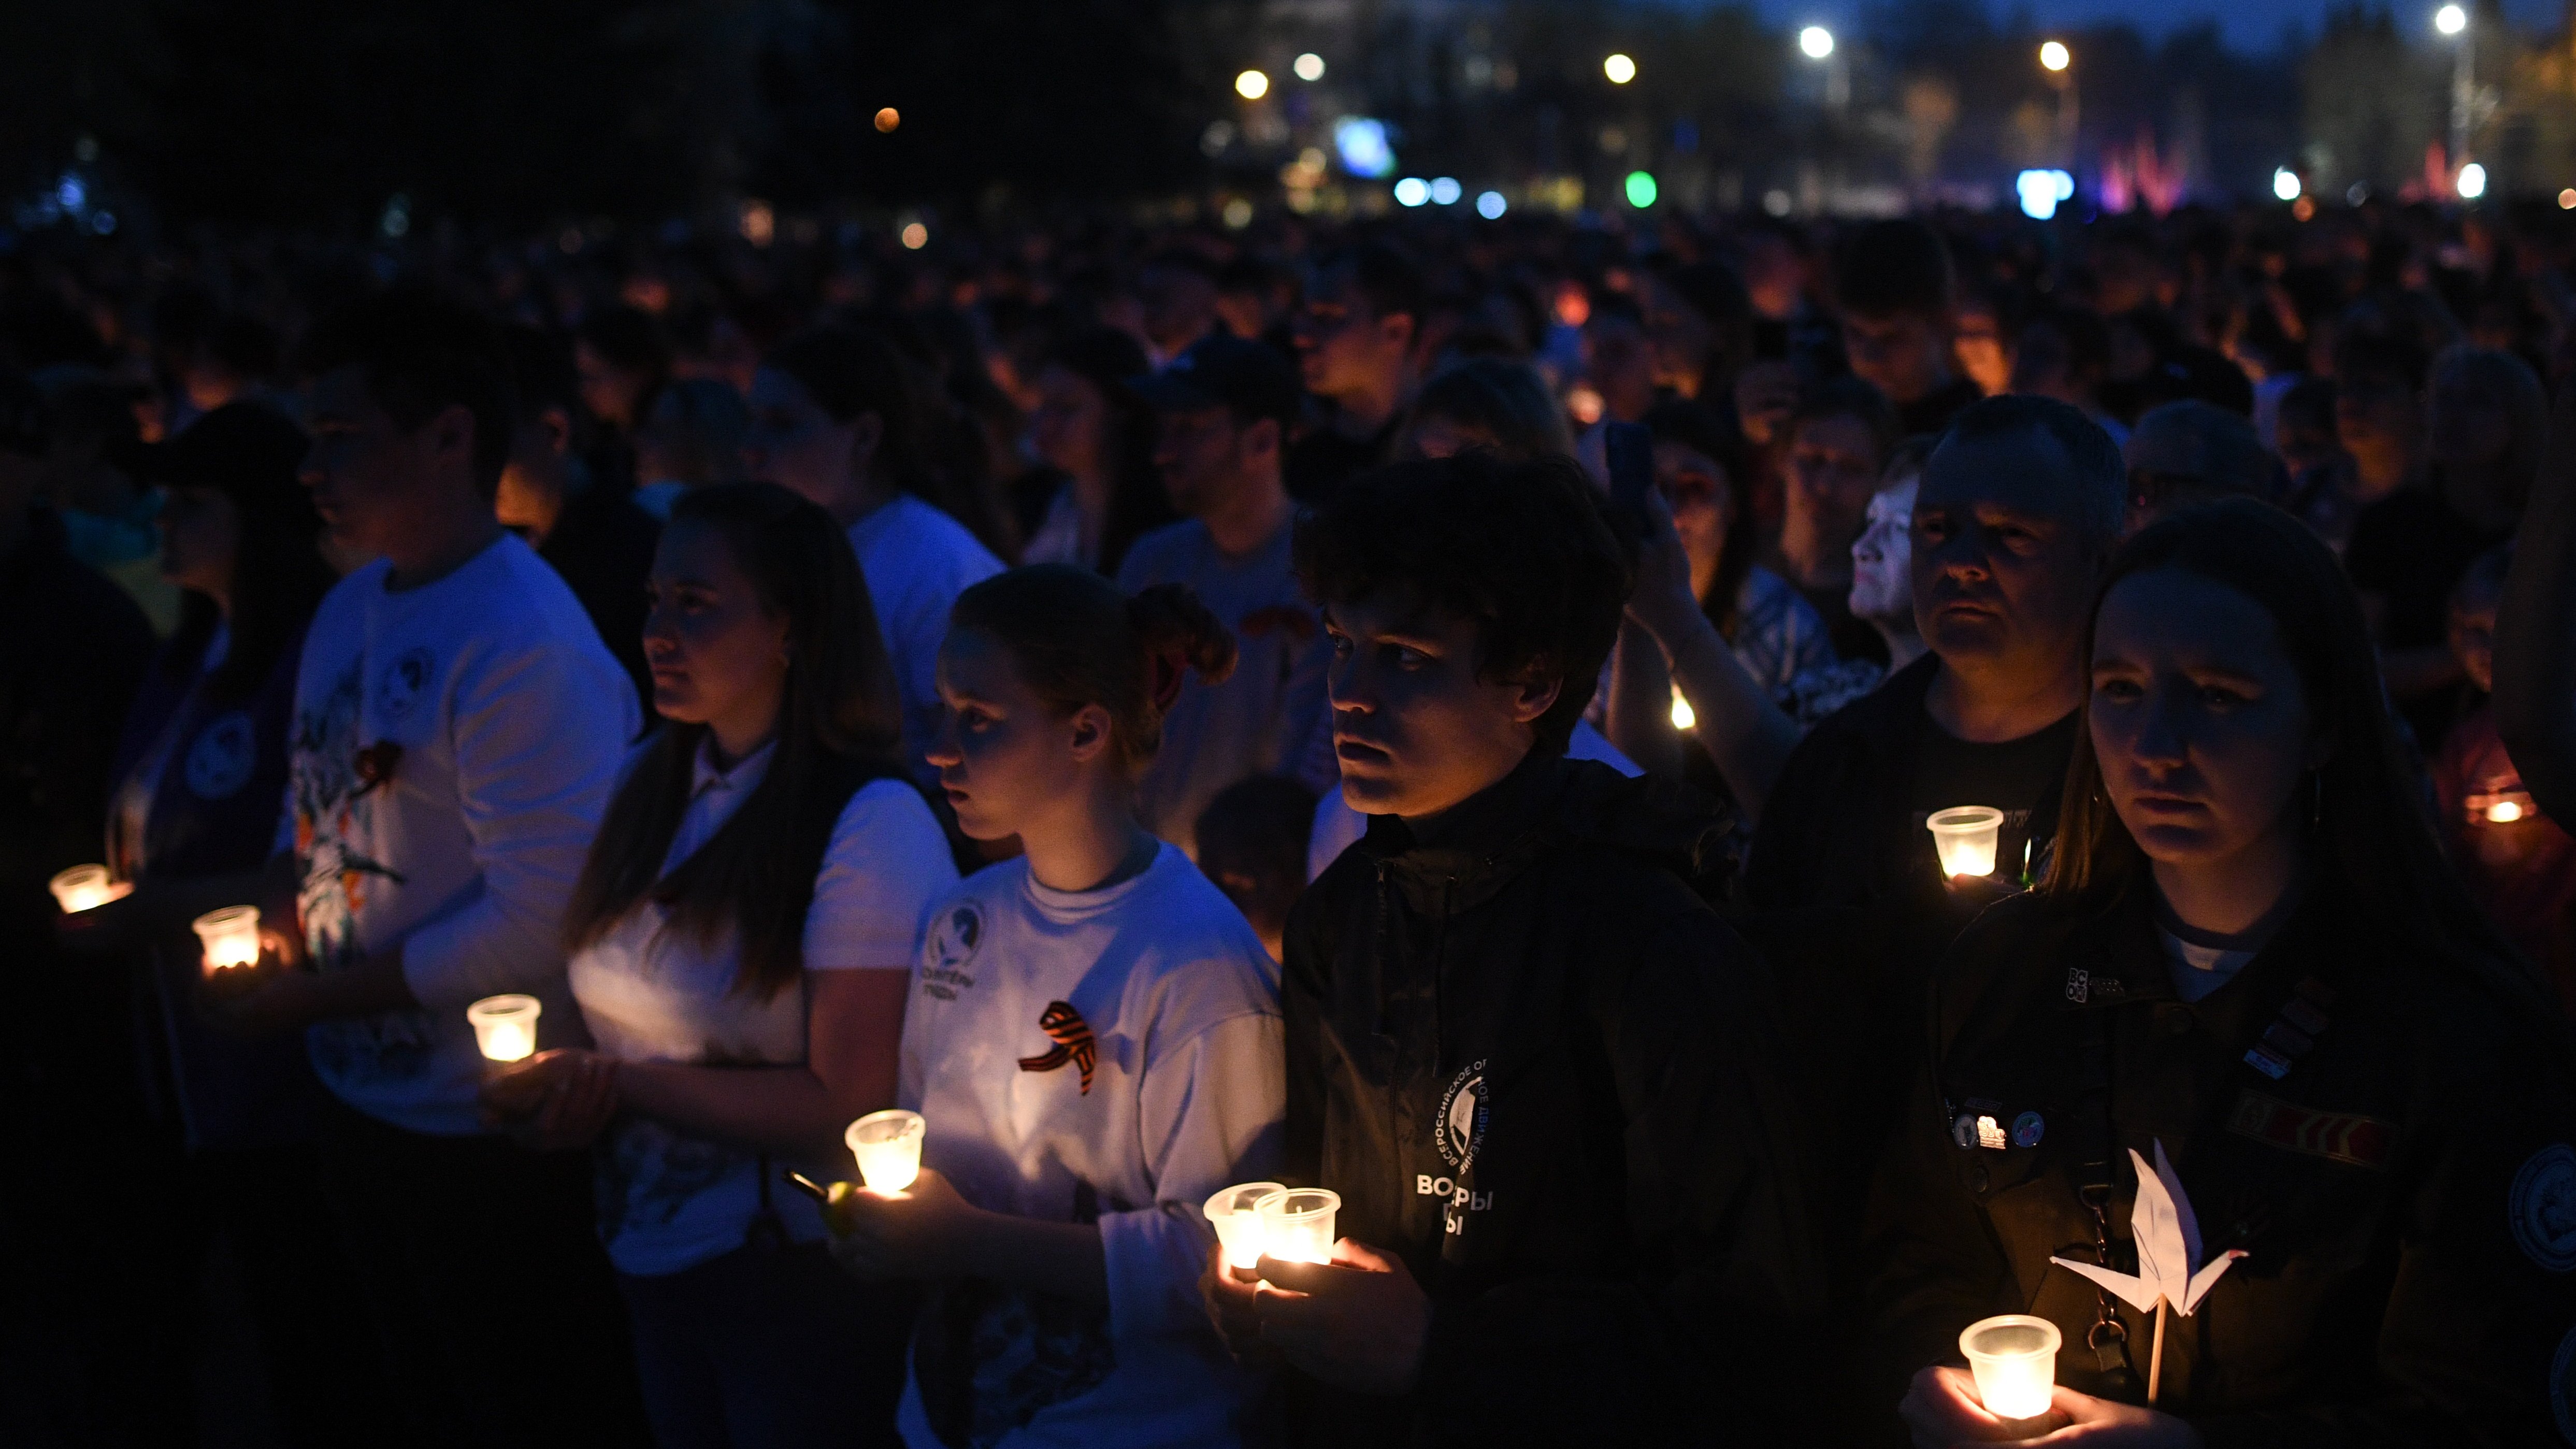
[1334,117,1394,179]
[2016,169,2073,220]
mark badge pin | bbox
[2064,968,2089,1003]
[1953,1114,1979,1150]
[1975,1115,2008,1152]
[2011,1111,2046,1149]
[2509,1143,2576,1273]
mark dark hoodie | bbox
[1280,749,1823,1447]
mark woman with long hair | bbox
[828,564,1284,1448]
[1870,498,2573,1445]
[1019,326,1176,575]
[483,481,956,1447]
[61,401,381,1445]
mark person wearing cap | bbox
[1118,335,1335,857]
[56,401,390,1445]
[2121,399,2287,537]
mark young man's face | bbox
[1841,310,1951,406]
[1323,589,1558,821]
[300,365,479,559]
[1910,427,2098,691]
[1152,404,1273,520]
[1294,270,1411,400]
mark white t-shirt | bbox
[287,533,641,1135]
[568,741,956,1276]
[895,844,1283,1449]
[1114,517,1334,857]
[847,494,1004,774]
[1305,720,1641,881]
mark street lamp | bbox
[2436,5,2473,188]
[1800,26,1847,111]
[1603,53,1636,84]
[2039,41,2078,169]
[1293,53,1325,82]
[1235,69,1270,99]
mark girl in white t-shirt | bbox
[482,482,954,1448]
[829,564,1285,1449]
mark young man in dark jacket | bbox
[1203,452,1822,1446]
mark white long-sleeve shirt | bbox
[286,533,640,1135]
[896,844,1283,1449]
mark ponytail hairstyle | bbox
[2042,498,2538,1002]
[947,563,1236,774]
[562,481,906,999]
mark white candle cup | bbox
[1960,1314,2062,1423]
[846,1109,926,1194]
[1253,1187,1341,1266]
[1204,1181,1287,1278]
[1927,806,2006,879]
[465,993,542,1063]
[50,864,126,914]
[191,905,263,974]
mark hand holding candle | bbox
[1253,1187,1340,1267]
[465,993,541,1062]
[1927,806,2005,879]
[192,905,263,976]
[51,865,131,914]
[1958,1314,2061,1422]
[845,1109,925,1194]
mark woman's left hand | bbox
[827,1167,982,1280]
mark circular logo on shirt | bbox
[2514,1144,2576,1273]
[379,646,436,720]
[182,710,257,799]
[2012,1111,2047,1149]
[929,901,986,971]
[1436,1060,1488,1170]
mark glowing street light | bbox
[2458,162,2488,199]
[1624,170,1659,208]
[1394,177,1431,207]
[2436,4,2467,35]
[1603,53,1636,84]
[1799,26,1834,59]
[1293,53,1325,81]
[874,107,900,133]
[1235,69,1270,100]
[2039,40,2071,72]
[2273,167,2301,201]
[1476,190,1508,219]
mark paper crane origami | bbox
[2048,1140,2247,1401]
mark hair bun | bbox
[1128,584,1239,704]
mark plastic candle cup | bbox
[846,1109,926,1194]
[191,905,263,974]
[1204,1182,1287,1280]
[1960,1314,2062,1423]
[1253,1187,1341,1266]
[1927,806,2005,879]
[50,865,125,914]
[465,993,541,1063]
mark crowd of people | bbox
[7,194,2576,1448]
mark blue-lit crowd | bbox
[8,201,2576,1448]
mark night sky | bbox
[1743,0,2564,53]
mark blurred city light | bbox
[1293,53,1325,82]
[1222,197,1255,228]
[1333,116,1394,178]
[1799,27,1834,60]
[1476,190,1507,219]
[2436,4,2467,35]
[874,108,900,133]
[1235,69,1269,100]
[1603,53,1636,84]
[1429,176,1462,205]
[2017,168,2074,220]
[2560,189,2575,209]
[899,221,928,249]
[2458,162,2487,198]
[1624,170,1658,207]
[1394,177,1431,206]
[2272,168,2301,201]
[2039,40,2070,72]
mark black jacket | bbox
[1281,750,1822,1446]
[1865,876,2576,1447]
